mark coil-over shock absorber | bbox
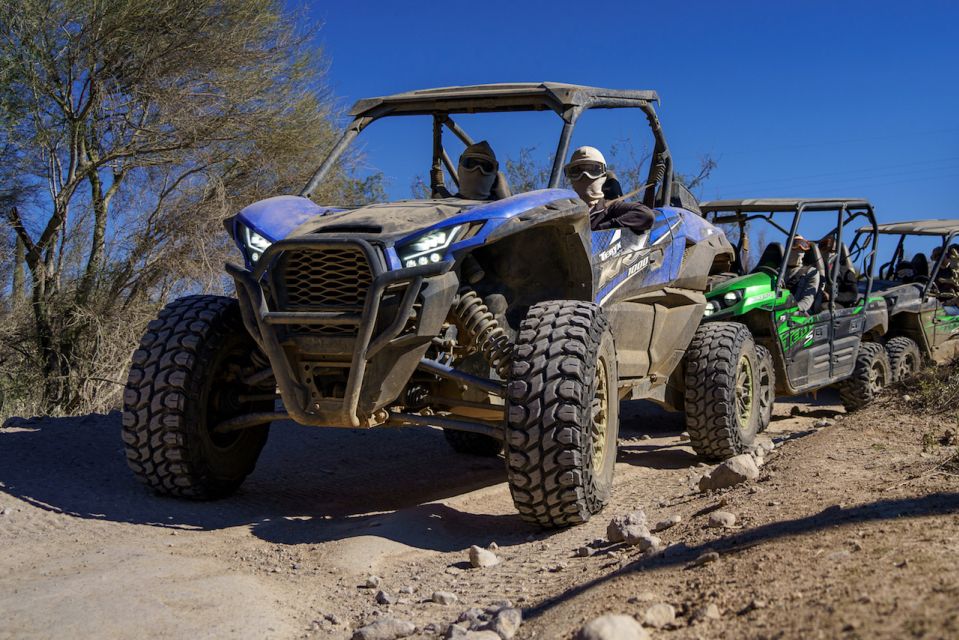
[451,289,513,379]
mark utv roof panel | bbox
[700,198,872,213]
[349,82,660,117]
[866,219,959,236]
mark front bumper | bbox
[227,237,457,427]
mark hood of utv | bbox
[289,198,482,242]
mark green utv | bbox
[697,199,888,419]
[851,220,959,380]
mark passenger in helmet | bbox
[785,235,820,313]
[564,146,655,233]
[436,141,499,200]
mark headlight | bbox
[397,225,464,267]
[704,300,720,316]
[240,224,272,263]
[722,291,742,305]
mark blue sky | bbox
[306,0,958,249]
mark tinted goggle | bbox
[564,162,607,181]
[791,238,811,251]
[460,156,497,175]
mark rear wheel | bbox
[443,429,503,457]
[684,322,761,460]
[122,295,272,498]
[505,301,619,528]
[838,342,890,411]
[885,336,922,382]
[755,345,776,433]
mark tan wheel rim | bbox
[591,357,610,471]
[736,354,754,429]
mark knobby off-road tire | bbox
[505,301,619,528]
[755,344,776,433]
[443,428,503,457]
[122,295,272,499]
[684,322,761,460]
[838,342,890,412]
[885,336,922,382]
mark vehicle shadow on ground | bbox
[0,412,531,551]
[522,492,959,622]
[615,400,700,470]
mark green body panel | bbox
[705,272,789,317]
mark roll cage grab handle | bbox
[299,101,674,206]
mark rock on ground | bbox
[576,614,650,640]
[432,591,458,605]
[606,510,647,543]
[375,590,394,605]
[699,454,760,492]
[351,617,416,640]
[707,511,737,528]
[651,515,681,532]
[482,607,522,639]
[691,603,721,623]
[469,545,500,568]
[642,603,676,629]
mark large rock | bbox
[576,614,650,640]
[699,455,760,492]
[469,545,500,568]
[606,510,647,543]
[432,591,459,605]
[351,617,416,640]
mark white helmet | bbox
[564,146,608,206]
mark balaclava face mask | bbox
[565,146,608,208]
[457,141,498,200]
[787,251,804,269]
[572,174,607,208]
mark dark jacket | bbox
[590,199,656,233]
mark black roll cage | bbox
[299,82,675,207]
[702,199,879,313]
[853,227,959,298]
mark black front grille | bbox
[277,247,373,309]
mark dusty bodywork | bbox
[122,82,732,527]
[852,219,959,375]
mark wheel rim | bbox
[868,359,886,394]
[757,360,772,417]
[735,354,754,429]
[590,357,610,471]
[899,354,915,379]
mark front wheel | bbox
[505,301,619,528]
[838,342,890,411]
[122,295,272,499]
[684,322,761,460]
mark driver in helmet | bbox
[435,140,500,201]
[785,235,820,313]
[564,146,655,233]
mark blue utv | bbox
[122,83,738,528]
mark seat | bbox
[491,171,512,200]
[602,171,624,200]
[803,244,827,313]
[834,243,860,305]
[752,242,784,275]
[911,252,930,281]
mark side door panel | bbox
[777,309,832,389]
[830,308,865,379]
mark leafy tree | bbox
[0,0,363,413]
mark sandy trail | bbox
[1,391,954,639]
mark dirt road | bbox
[1,391,957,639]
